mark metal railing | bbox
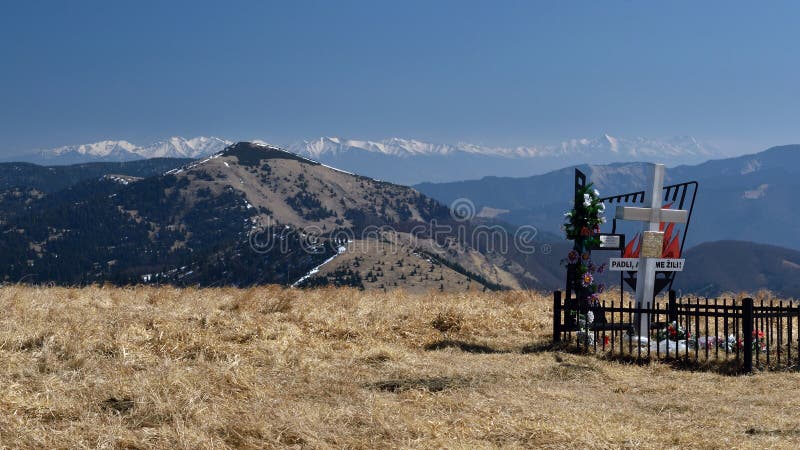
[553,290,799,373]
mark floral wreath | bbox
[563,183,607,305]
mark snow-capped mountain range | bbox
[24,137,232,164]
[10,134,722,184]
[287,134,721,184]
[289,134,716,160]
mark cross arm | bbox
[615,206,688,224]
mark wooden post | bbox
[668,290,677,323]
[743,297,754,373]
[553,291,562,344]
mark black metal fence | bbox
[552,291,800,372]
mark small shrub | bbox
[431,310,463,334]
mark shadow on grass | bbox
[520,341,570,354]
[367,376,473,393]
[590,349,750,376]
[426,337,795,376]
[517,340,787,376]
[746,427,800,436]
[101,397,134,414]
[424,339,506,354]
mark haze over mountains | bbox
[10,134,721,184]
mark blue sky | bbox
[1,1,798,155]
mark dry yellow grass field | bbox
[1,286,799,449]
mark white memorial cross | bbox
[615,163,688,338]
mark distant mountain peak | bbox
[603,134,619,152]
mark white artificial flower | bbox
[564,211,572,217]
[586,311,594,324]
[593,189,600,197]
[577,331,594,346]
[583,193,591,201]
[600,216,607,223]
[598,203,605,211]
[583,200,592,207]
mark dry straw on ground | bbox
[1,285,799,449]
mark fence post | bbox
[553,291,562,344]
[668,290,677,323]
[743,297,754,373]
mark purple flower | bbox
[568,250,579,263]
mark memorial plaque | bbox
[640,231,664,258]
[599,233,623,250]
[589,233,625,251]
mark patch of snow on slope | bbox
[743,184,768,200]
[291,245,348,287]
[741,159,762,175]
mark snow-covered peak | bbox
[138,136,232,158]
[50,140,138,157]
[604,134,619,152]
[291,136,461,158]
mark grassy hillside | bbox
[1,286,799,448]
